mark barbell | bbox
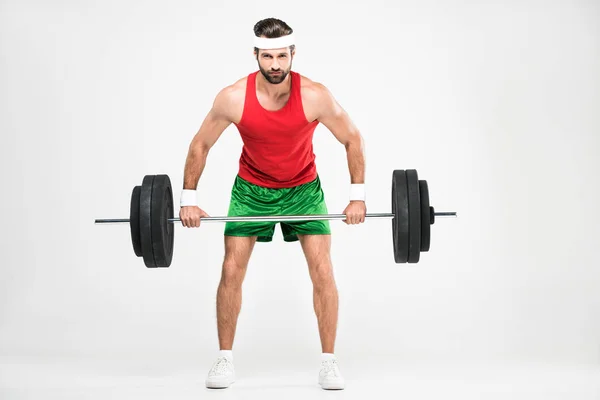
[95,169,456,267]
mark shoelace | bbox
[210,357,232,376]
[321,359,340,377]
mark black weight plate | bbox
[139,175,157,268]
[129,185,142,257]
[150,174,174,268]
[406,170,421,263]
[392,170,409,263]
[419,180,431,252]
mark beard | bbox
[258,63,291,84]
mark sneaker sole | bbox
[320,379,345,390]
[206,379,235,389]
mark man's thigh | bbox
[297,234,333,278]
[224,176,281,242]
[280,175,331,242]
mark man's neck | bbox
[256,72,292,99]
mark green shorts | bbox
[224,175,331,242]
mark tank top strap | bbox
[245,71,259,107]
[290,71,301,103]
[289,71,309,121]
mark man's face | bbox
[256,47,294,84]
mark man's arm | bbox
[314,83,366,186]
[182,88,234,190]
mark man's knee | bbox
[220,259,246,288]
[310,262,335,289]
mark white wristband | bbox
[349,183,366,201]
[180,189,198,207]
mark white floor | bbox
[1,357,599,400]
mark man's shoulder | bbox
[297,73,333,106]
[298,73,325,92]
[209,73,252,121]
[213,74,251,111]
[219,74,249,100]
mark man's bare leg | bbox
[298,234,338,354]
[298,234,345,390]
[205,236,256,388]
[217,235,257,350]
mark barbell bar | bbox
[95,212,456,224]
[94,169,457,267]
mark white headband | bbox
[253,33,295,49]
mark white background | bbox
[1,0,599,398]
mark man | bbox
[179,18,366,390]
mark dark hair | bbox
[253,18,295,54]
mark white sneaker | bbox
[205,356,235,389]
[319,358,345,390]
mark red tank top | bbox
[233,70,319,188]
